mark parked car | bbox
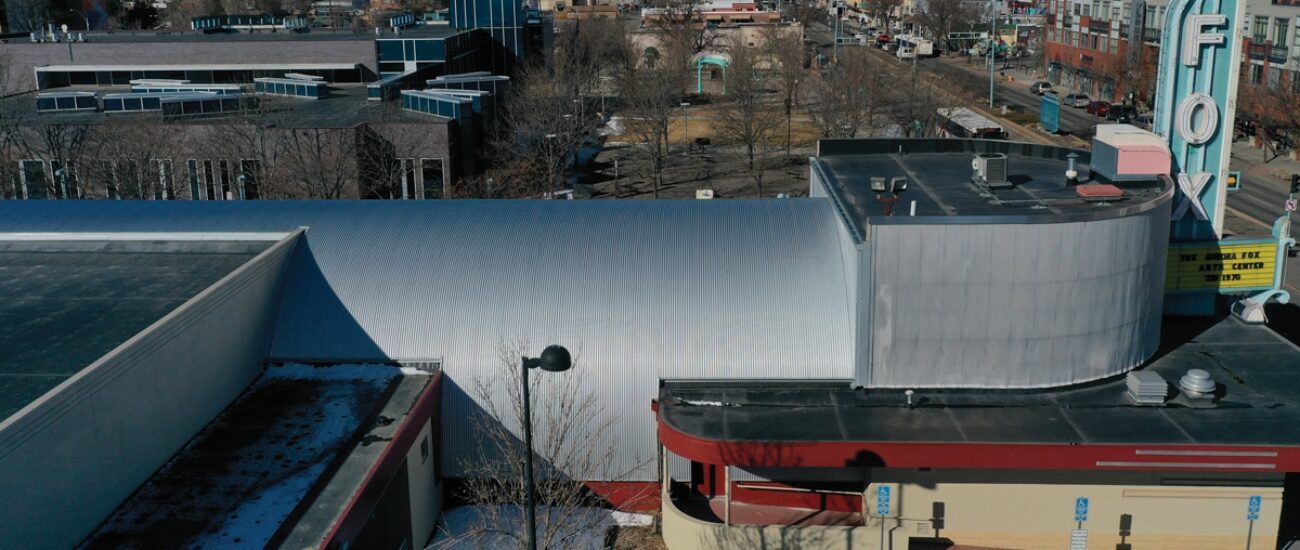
[1085,101,1111,117]
[876,34,892,46]
[1030,81,1054,95]
[1063,93,1091,108]
[1133,112,1154,130]
[1107,104,1139,123]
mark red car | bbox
[1086,101,1112,117]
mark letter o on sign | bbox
[1176,93,1218,145]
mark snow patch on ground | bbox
[428,505,654,550]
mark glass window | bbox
[203,160,216,199]
[20,160,48,199]
[377,40,405,61]
[125,97,142,111]
[1255,16,1270,42]
[37,98,56,111]
[1250,64,1264,84]
[240,160,260,199]
[421,158,444,199]
[1276,18,1289,46]
[188,159,202,199]
[153,159,173,200]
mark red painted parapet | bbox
[659,411,1300,473]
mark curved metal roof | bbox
[0,200,857,479]
[0,199,857,377]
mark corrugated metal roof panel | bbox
[0,200,856,480]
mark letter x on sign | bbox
[1175,172,1212,221]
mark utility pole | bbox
[988,0,996,108]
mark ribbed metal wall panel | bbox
[863,203,1170,388]
[0,201,856,481]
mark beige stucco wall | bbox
[664,473,1283,550]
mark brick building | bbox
[1044,0,1300,114]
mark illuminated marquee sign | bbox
[1153,0,1245,241]
[1165,240,1278,293]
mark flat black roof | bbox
[40,25,461,44]
[0,239,269,422]
[82,363,421,549]
[661,317,1300,447]
[814,139,1169,236]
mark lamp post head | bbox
[537,345,572,372]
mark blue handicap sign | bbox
[876,485,891,516]
[1248,495,1262,520]
[1074,497,1089,522]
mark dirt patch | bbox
[610,525,668,550]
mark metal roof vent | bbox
[1126,370,1168,405]
[972,153,1010,188]
[1179,369,1216,397]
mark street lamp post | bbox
[521,345,573,550]
[988,0,996,109]
[680,102,691,153]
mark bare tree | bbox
[275,128,359,199]
[204,100,288,198]
[865,0,903,31]
[85,120,185,199]
[357,104,443,199]
[619,63,680,198]
[763,26,808,158]
[488,64,596,197]
[0,54,28,199]
[915,0,978,53]
[807,48,895,138]
[17,123,93,199]
[714,38,784,197]
[438,341,640,550]
[1241,75,1300,162]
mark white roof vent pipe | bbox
[1179,368,1216,397]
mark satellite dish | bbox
[61,24,69,33]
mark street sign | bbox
[1165,240,1278,293]
[1070,529,1088,550]
[1074,497,1089,522]
[1248,495,1261,521]
[876,485,891,516]
[1287,198,1297,212]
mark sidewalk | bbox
[1231,139,1300,183]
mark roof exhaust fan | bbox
[972,153,1010,188]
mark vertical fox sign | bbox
[1153,0,1249,314]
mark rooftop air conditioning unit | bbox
[972,153,1009,188]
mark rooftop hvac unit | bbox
[972,153,1009,188]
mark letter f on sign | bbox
[1174,172,1212,221]
[1183,14,1227,66]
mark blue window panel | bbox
[143,97,160,110]
[307,86,318,98]
[403,40,416,61]
[415,39,446,61]
[56,97,74,109]
[378,40,405,61]
[124,97,142,111]
[36,98,56,111]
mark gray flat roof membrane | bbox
[0,239,271,421]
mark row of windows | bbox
[1251,16,1299,57]
[253,79,328,99]
[402,91,469,119]
[377,38,449,63]
[1048,27,1119,55]
[132,85,242,95]
[36,94,98,112]
[6,157,449,200]
[161,95,260,120]
[12,159,176,200]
